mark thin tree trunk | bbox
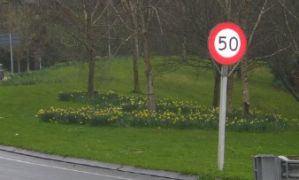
[85,2,96,97]
[26,59,30,72]
[17,58,21,73]
[213,69,220,108]
[227,73,234,113]
[33,52,40,70]
[132,35,141,93]
[181,2,187,62]
[241,58,250,115]
[182,36,187,61]
[142,31,156,111]
[238,0,268,115]
[87,50,96,97]
[129,0,141,94]
[139,1,156,111]
[224,0,233,112]
[107,5,112,59]
[39,56,42,70]
[26,51,30,72]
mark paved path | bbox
[0,148,196,180]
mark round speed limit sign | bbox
[208,22,247,65]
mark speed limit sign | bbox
[208,22,247,171]
[208,22,247,65]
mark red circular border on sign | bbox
[208,22,247,65]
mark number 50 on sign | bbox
[208,22,247,65]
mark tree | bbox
[163,0,223,108]
[120,0,161,111]
[268,0,299,101]
[216,0,273,114]
[48,0,111,97]
[1,0,58,73]
[138,0,159,111]
[139,0,156,111]
[120,0,142,93]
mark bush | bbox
[36,91,296,131]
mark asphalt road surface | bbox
[0,150,175,180]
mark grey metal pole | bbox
[218,65,229,171]
[9,33,14,74]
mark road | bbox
[0,150,175,180]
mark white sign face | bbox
[214,29,241,58]
[209,22,247,65]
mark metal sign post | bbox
[208,22,247,171]
[218,65,228,171]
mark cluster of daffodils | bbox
[36,91,293,131]
[226,112,290,131]
[36,106,123,125]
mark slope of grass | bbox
[0,57,298,179]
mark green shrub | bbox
[58,91,89,102]
[58,90,135,107]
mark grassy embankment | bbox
[0,57,298,179]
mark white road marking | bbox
[0,155,134,180]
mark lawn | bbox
[0,57,298,179]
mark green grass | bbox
[0,57,299,179]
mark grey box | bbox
[280,156,299,180]
[254,155,299,180]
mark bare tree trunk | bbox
[17,58,21,73]
[33,50,41,70]
[241,58,250,115]
[136,0,156,111]
[132,35,141,93]
[38,56,42,70]
[26,53,30,72]
[107,2,112,59]
[85,2,96,97]
[140,10,156,111]
[129,0,141,94]
[181,2,187,62]
[142,32,156,111]
[182,36,187,61]
[87,50,96,97]
[225,0,233,113]
[239,0,268,115]
[227,73,234,113]
[213,69,220,108]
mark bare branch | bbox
[252,44,291,61]
[110,0,134,32]
[282,1,298,50]
[151,5,163,34]
[248,0,269,48]
[278,0,299,24]
[112,33,136,56]
[49,0,85,33]
[91,0,101,18]
[92,2,109,25]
